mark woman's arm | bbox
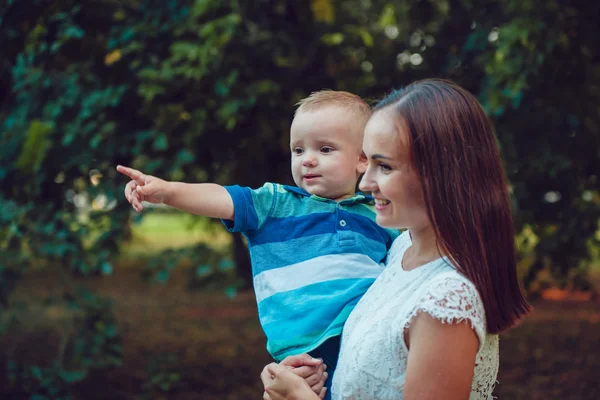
[404,312,479,400]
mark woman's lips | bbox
[374,198,391,211]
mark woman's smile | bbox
[374,198,391,211]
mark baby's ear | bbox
[357,151,368,174]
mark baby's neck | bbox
[332,192,357,202]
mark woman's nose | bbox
[359,167,375,192]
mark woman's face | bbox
[359,109,430,230]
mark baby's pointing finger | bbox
[116,165,146,185]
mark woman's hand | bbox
[261,362,321,400]
[280,354,328,396]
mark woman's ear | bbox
[357,151,368,174]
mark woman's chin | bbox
[375,216,397,229]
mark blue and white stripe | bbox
[222,183,398,360]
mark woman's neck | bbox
[402,224,446,271]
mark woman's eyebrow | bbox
[371,154,393,160]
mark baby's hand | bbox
[116,165,171,212]
[280,354,328,399]
[262,362,319,400]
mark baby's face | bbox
[290,106,367,201]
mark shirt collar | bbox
[282,185,311,197]
[282,185,373,204]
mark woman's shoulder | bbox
[410,269,488,341]
[426,268,478,292]
[418,270,484,313]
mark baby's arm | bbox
[167,181,233,219]
[116,165,234,220]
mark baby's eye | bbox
[293,147,304,155]
[320,146,334,154]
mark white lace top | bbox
[331,231,499,400]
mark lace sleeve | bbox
[404,273,487,349]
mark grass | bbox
[120,212,232,257]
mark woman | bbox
[260,79,531,400]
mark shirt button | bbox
[339,220,347,227]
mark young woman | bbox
[260,79,531,400]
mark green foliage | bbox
[1,0,600,396]
[137,238,241,299]
[7,362,74,400]
[4,289,121,398]
[65,290,123,369]
[141,354,182,398]
[15,120,53,174]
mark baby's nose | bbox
[302,155,317,167]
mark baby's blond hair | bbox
[295,90,372,126]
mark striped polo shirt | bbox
[222,183,398,360]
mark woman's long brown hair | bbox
[375,79,531,334]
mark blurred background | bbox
[1,0,599,399]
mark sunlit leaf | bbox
[15,120,53,174]
[311,0,335,23]
[105,49,122,65]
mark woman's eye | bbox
[321,146,334,153]
[293,148,304,155]
[379,163,392,172]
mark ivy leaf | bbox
[59,369,88,383]
[153,134,168,151]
